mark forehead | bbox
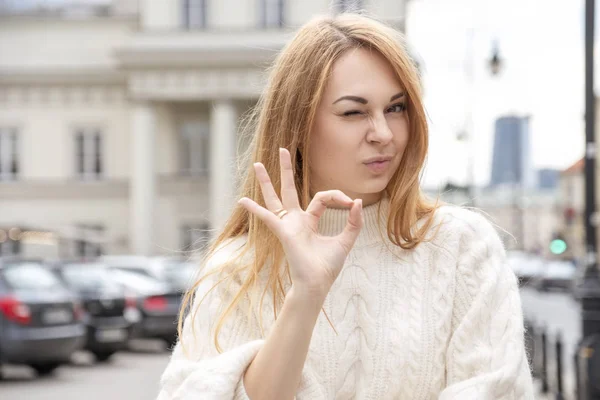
[324,47,403,99]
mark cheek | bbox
[390,118,410,149]
[311,119,363,156]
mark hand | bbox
[238,148,363,300]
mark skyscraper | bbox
[490,115,536,188]
[537,168,560,189]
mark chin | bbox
[350,177,391,197]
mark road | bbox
[0,340,170,400]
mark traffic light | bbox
[550,233,568,255]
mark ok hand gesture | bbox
[238,148,363,301]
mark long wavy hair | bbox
[178,13,439,353]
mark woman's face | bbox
[308,48,409,206]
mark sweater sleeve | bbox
[156,240,265,400]
[156,239,327,400]
[439,212,535,400]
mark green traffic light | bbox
[550,239,567,255]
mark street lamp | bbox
[488,40,503,76]
[577,0,600,333]
[574,0,600,397]
[460,37,503,207]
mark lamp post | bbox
[577,0,600,336]
[459,34,503,206]
[574,0,600,397]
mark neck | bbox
[309,191,384,209]
[353,191,383,207]
[318,195,389,247]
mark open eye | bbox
[387,103,407,113]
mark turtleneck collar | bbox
[317,195,389,247]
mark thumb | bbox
[338,199,363,251]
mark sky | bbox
[406,0,587,188]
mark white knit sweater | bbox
[158,198,534,400]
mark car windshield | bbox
[163,262,197,290]
[61,265,122,292]
[2,262,64,290]
[111,269,168,294]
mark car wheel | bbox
[93,351,116,362]
[30,363,61,376]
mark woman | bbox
[158,13,534,400]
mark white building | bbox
[0,0,409,257]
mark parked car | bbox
[108,268,181,346]
[0,258,85,376]
[147,257,198,292]
[99,255,198,292]
[51,262,134,362]
[532,260,577,292]
[507,251,544,287]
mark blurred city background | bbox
[0,0,597,399]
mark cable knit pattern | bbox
[157,199,534,399]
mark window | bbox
[0,231,20,256]
[182,0,207,29]
[179,121,209,176]
[0,128,19,181]
[261,0,284,28]
[181,223,210,251]
[74,224,104,258]
[335,0,363,13]
[75,128,103,180]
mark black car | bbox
[0,259,85,377]
[52,262,133,362]
[110,269,181,347]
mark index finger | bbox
[279,148,301,210]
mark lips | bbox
[363,156,393,173]
[363,155,393,164]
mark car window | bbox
[2,263,63,290]
[61,265,122,292]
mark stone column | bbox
[130,102,156,255]
[209,99,237,230]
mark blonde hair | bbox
[179,13,439,352]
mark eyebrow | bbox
[332,92,405,105]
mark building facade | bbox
[0,0,409,257]
[555,159,585,262]
[489,115,536,189]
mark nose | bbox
[366,114,394,145]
